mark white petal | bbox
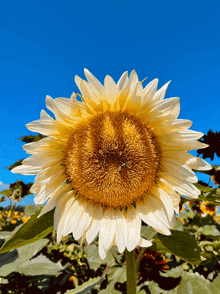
[158,179,180,214]
[114,210,127,254]
[125,82,143,112]
[56,196,75,243]
[99,209,116,250]
[26,119,70,140]
[73,203,94,240]
[40,109,53,120]
[160,172,200,198]
[161,159,198,183]
[117,71,128,91]
[187,157,212,171]
[34,165,65,185]
[149,187,174,223]
[118,70,138,109]
[168,130,204,142]
[128,70,138,88]
[138,238,153,248]
[86,206,103,244]
[11,165,42,175]
[37,182,72,217]
[70,201,89,234]
[23,137,64,154]
[62,197,82,236]
[104,75,118,106]
[54,191,74,230]
[126,206,141,251]
[98,241,108,260]
[154,119,193,135]
[160,138,209,152]
[22,151,64,167]
[143,78,158,103]
[84,68,104,96]
[136,201,171,235]
[152,81,171,102]
[75,75,100,108]
[139,97,180,122]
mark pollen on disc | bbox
[64,111,161,209]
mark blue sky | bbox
[1,0,220,206]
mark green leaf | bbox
[5,159,24,170]
[19,134,44,143]
[149,271,218,294]
[212,275,220,292]
[141,225,157,240]
[65,277,105,294]
[0,239,48,277]
[99,266,126,294]
[160,264,184,278]
[0,250,19,268]
[0,196,6,203]
[176,271,216,294]
[195,183,218,193]
[17,254,64,276]
[84,244,114,270]
[150,230,201,265]
[0,190,10,196]
[24,204,43,216]
[148,281,167,294]
[195,183,220,204]
[0,208,54,254]
[200,225,220,237]
[172,219,184,231]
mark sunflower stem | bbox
[126,249,137,294]
[135,247,146,276]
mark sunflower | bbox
[135,247,169,281]
[12,69,211,259]
[188,200,203,215]
[200,201,217,216]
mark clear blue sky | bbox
[1,0,220,206]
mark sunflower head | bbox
[11,69,212,259]
[188,200,203,215]
[135,247,169,281]
[200,201,217,216]
[64,110,161,209]
[9,180,29,203]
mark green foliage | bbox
[0,190,10,196]
[24,204,43,216]
[17,254,64,276]
[0,208,54,254]
[19,134,44,143]
[0,238,49,277]
[0,196,6,203]
[199,225,220,237]
[149,272,220,294]
[150,230,201,265]
[99,266,126,294]
[84,244,114,270]
[194,183,220,204]
[5,159,24,171]
[65,277,105,294]
[141,225,157,240]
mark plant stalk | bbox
[126,249,137,294]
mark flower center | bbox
[64,111,161,209]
